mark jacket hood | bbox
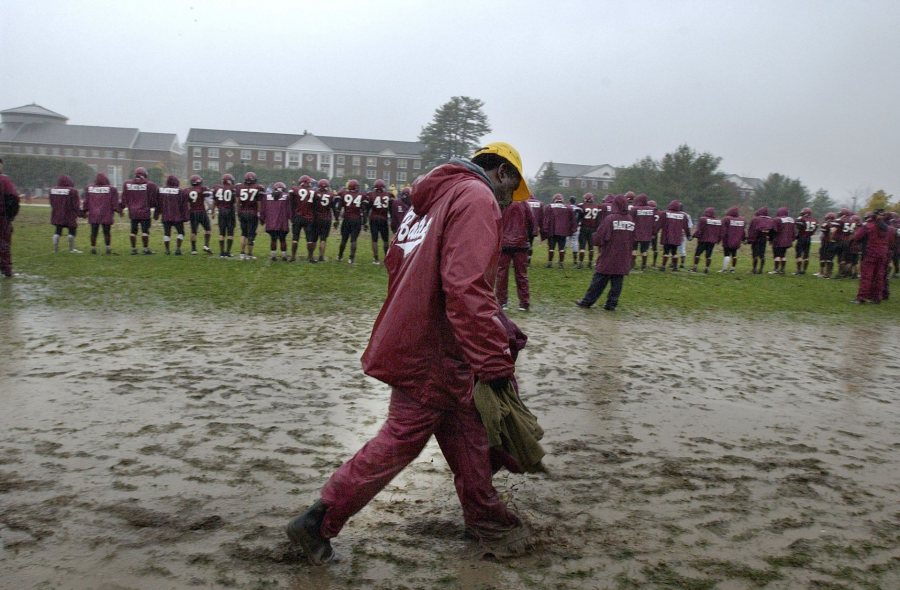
[667,200,682,211]
[612,194,628,214]
[754,206,769,217]
[776,206,789,217]
[95,173,110,186]
[703,207,716,218]
[552,193,564,203]
[634,193,648,206]
[57,175,74,187]
[840,208,852,217]
[725,206,740,217]
[602,194,615,203]
[166,175,180,188]
[824,212,836,220]
[800,207,812,216]
[411,159,491,215]
[647,200,657,208]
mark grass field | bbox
[2,205,894,320]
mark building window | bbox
[193,147,201,157]
[366,169,377,180]
[397,159,407,169]
[287,153,300,167]
[336,155,345,165]
[105,150,114,158]
[274,152,283,162]
[208,148,219,158]
[240,150,252,161]
[320,154,331,165]
[257,150,266,160]
[319,164,330,173]
[383,172,391,183]
[413,160,421,170]
[52,147,60,155]
[366,157,376,167]
[209,161,220,172]
[38,147,48,155]
[352,156,361,166]
[193,160,202,171]
[336,167,345,177]
[107,165,117,177]
[561,179,570,187]
[78,149,87,157]
[225,161,234,171]
[64,148,73,156]
[118,151,126,158]
[397,172,407,182]
[91,149,100,157]
[580,180,586,188]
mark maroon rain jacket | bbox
[260,189,291,232]
[389,193,411,233]
[500,200,536,250]
[361,160,514,405]
[592,194,636,275]
[542,197,576,238]
[155,176,189,223]
[630,193,656,241]
[82,173,120,225]
[49,175,81,227]
[747,207,775,243]
[693,207,722,244]
[655,200,690,246]
[526,196,544,236]
[772,207,796,248]
[721,206,746,249]
[121,176,158,220]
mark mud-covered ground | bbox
[1,296,898,589]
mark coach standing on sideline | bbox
[286,141,536,564]
[0,158,20,277]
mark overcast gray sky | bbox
[3,0,899,204]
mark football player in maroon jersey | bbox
[690,207,722,273]
[237,171,264,260]
[335,179,365,264]
[186,175,213,255]
[655,200,691,271]
[577,193,602,268]
[630,194,655,270]
[48,175,82,253]
[82,172,121,255]
[389,186,412,234]
[154,175,189,255]
[311,178,336,262]
[747,207,775,274]
[289,175,316,262]
[542,194,576,268]
[0,158,19,276]
[365,179,392,264]
[121,166,159,255]
[212,173,237,258]
[261,182,292,261]
[719,206,746,272]
[889,212,900,278]
[793,207,817,274]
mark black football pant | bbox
[580,272,624,309]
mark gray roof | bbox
[5,123,140,148]
[134,132,182,153]
[187,128,302,148]
[550,163,599,178]
[1,103,67,121]
[186,128,424,156]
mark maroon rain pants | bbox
[0,218,12,276]
[496,249,530,309]
[856,256,888,303]
[319,386,520,539]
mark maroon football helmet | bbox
[347,179,359,191]
[273,181,287,192]
[318,179,330,189]
[244,171,257,184]
[190,174,203,186]
[222,173,235,185]
[298,175,312,185]
[374,179,386,189]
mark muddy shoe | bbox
[286,500,334,565]
[476,523,536,559]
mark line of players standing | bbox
[47,167,412,263]
[528,191,900,280]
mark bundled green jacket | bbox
[473,381,546,473]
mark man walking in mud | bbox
[286,142,535,564]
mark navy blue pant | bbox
[581,272,624,309]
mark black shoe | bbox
[286,500,334,565]
[131,248,139,255]
[603,305,616,311]
[575,300,590,308]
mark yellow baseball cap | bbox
[473,141,531,202]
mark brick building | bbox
[0,103,184,188]
[185,128,425,187]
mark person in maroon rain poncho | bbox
[690,207,722,273]
[286,142,536,564]
[630,193,656,271]
[746,206,775,274]
[769,207,795,274]
[889,212,900,278]
[260,182,292,261]
[655,200,690,271]
[575,193,636,310]
[525,194,544,264]
[0,158,21,277]
[82,172,121,255]
[850,209,896,303]
[155,175,189,255]
[719,206,745,272]
[48,175,82,253]
[121,166,159,255]
[389,186,412,235]
[496,198,536,311]
[542,193,576,268]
